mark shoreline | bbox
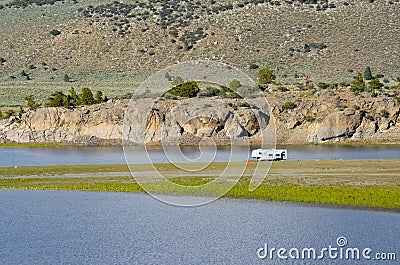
[2,142,400,148]
[1,160,399,210]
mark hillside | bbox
[0,0,399,105]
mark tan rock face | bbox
[123,97,271,145]
[310,110,363,142]
[0,100,128,145]
[1,90,400,145]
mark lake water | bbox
[1,145,400,167]
[0,190,398,264]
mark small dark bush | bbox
[282,101,297,110]
[305,116,316,122]
[380,109,389,118]
[249,63,259,69]
[206,87,220,97]
[50,29,61,36]
[318,83,329,89]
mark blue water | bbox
[1,145,400,167]
[0,190,398,265]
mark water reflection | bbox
[1,145,400,167]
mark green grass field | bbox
[1,160,399,210]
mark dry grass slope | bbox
[0,0,399,104]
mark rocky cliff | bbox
[1,90,400,145]
[0,100,127,145]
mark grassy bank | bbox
[0,176,398,210]
[1,160,399,210]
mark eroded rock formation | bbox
[1,90,400,145]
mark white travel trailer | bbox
[251,149,287,161]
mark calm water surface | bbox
[1,145,400,167]
[0,190,398,264]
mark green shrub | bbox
[258,66,276,85]
[220,86,241,98]
[229,79,241,90]
[24,95,40,110]
[318,82,329,89]
[305,115,316,122]
[380,109,389,118]
[329,83,339,89]
[282,101,297,110]
[206,87,221,97]
[368,77,383,90]
[1,110,15,119]
[278,86,289,92]
[168,81,200,98]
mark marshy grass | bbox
[0,176,398,209]
[1,160,399,209]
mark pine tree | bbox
[258,66,276,86]
[46,91,68,107]
[95,90,104,104]
[78,88,95,105]
[350,72,366,93]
